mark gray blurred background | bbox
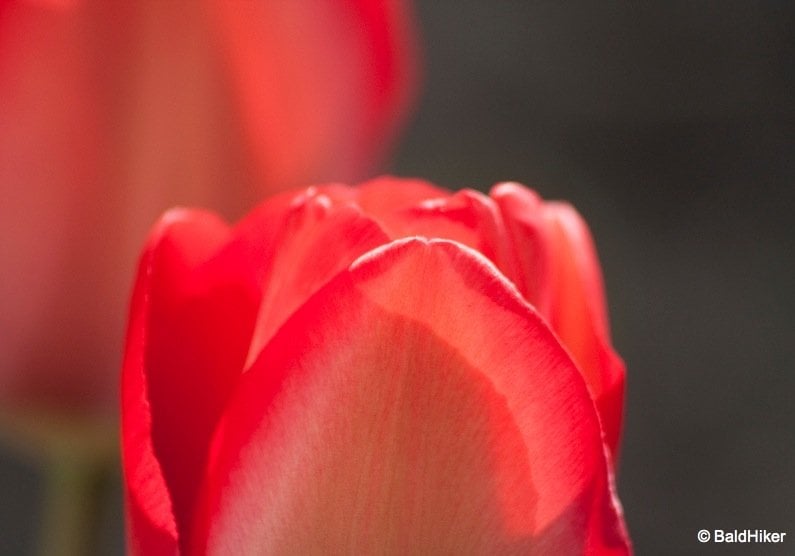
[2,1,793,554]
[395,2,794,555]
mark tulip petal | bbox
[351,176,450,218]
[343,181,554,322]
[123,205,280,553]
[306,176,447,215]
[123,209,231,555]
[193,238,629,554]
[491,183,625,459]
[125,192,394,552]
[244,188,390,367]
[541,203,626,460]
[489,183,555,318]
[345,183,529,296]
[382,189,511,265]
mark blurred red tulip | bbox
[123,178,630,554]
[0,0,418,416]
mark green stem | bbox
[0,407,118,556]
[38,454,110,556]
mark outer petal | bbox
[192,238,629,555]
[541,203,626,461]
[123,209,231,555]
[123,190,392,553]
[122,202,280,554]
[210,0,419,188]
[491,183,625,459]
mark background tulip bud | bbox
[0,0,418,416]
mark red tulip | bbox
[123,178,630,554]
[0,0,418,416]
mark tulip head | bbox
[122,178,630,554]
